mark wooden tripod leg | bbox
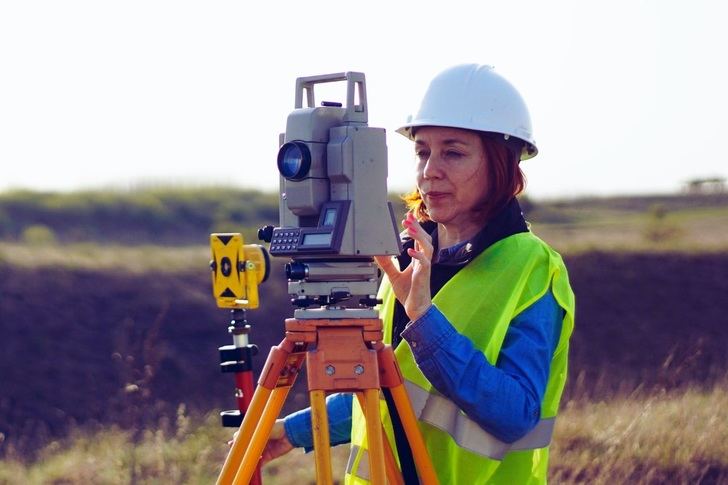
[233,386,291,485]
[363,388,387,484]
[355,392,404,485]
[217,385,272,485]
[389,384,438,485]
[217,337,305,485]
[377,344,439,485]
[310,389,333,485]
[381,423,405,485]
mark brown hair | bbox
[402,130,526,223]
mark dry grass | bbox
[0,242,209,273]
[1,383,726,484]
[551,384,728,484]
[0,411,349,485]
[4,203,728,273]
[530,208,728,255]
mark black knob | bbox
[257,225,274,243]
[292,297,315,308]
[285,262,307,280]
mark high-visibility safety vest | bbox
[345,232,575,484]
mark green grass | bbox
[1,191,727,272]
[2,383,726,484]
[3,201,728,273]
[0,242,210,273]
[529,205,728,255]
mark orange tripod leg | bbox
[381,422,405,485]
[217,338,304,485]
[376,344,439,485]
[389,384,438,485]
[233,386,291,485]
[355,392,404,485]
[363,388,387,484]
[310,389,334,485]
[234,371,262,485]
[217,385,271,485]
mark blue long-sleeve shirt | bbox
[283,288,564,448]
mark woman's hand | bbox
[374,212,433,321]
[261,419,294,464]
[228,419,294,465]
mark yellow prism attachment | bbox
[210,233,268,309]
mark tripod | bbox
[217,310,439,485]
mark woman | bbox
[260,64,575,484]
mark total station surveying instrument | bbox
[210,72,439,484]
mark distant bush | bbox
[21,224,57,246]
[525,206,575,224]
[0,187,281,245]
[643,203,683,243]
[3,188,725,246]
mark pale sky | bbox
[1,1,726,200]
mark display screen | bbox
[302,232,333,246]
[323,208,337,227]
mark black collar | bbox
[397,197,530,269]
[390,198,530,350]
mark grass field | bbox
[1,381,725,484]
[0,242,209,272]
[530,206,728,254]
[3,194,728,272]
[2,191,727,483]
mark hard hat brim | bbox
[396,121,538,161]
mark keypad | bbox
[270,229,301,253]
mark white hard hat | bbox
[397,64,538,160]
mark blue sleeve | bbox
[400,289,563,443]
[282,392,353,451]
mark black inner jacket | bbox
[390,197,529,349]
[385,197,529,483]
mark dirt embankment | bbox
[2,252,727,456]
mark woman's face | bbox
[414,126,489,227]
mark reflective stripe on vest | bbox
[346,380,556,481]
[405,380,554,460]
[345,444,370,480]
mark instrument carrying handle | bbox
[294,71,368,123]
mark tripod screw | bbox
[325,365,336,376]
[354,364,365,375]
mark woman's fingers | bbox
[227,430,239,447]
[404,214,432,250]
[374,255,398,277]
[374,213,433,310]
[375,254,412,304]
[400,213,433,321]
[403,214,433,263]
[407,247,429,263]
